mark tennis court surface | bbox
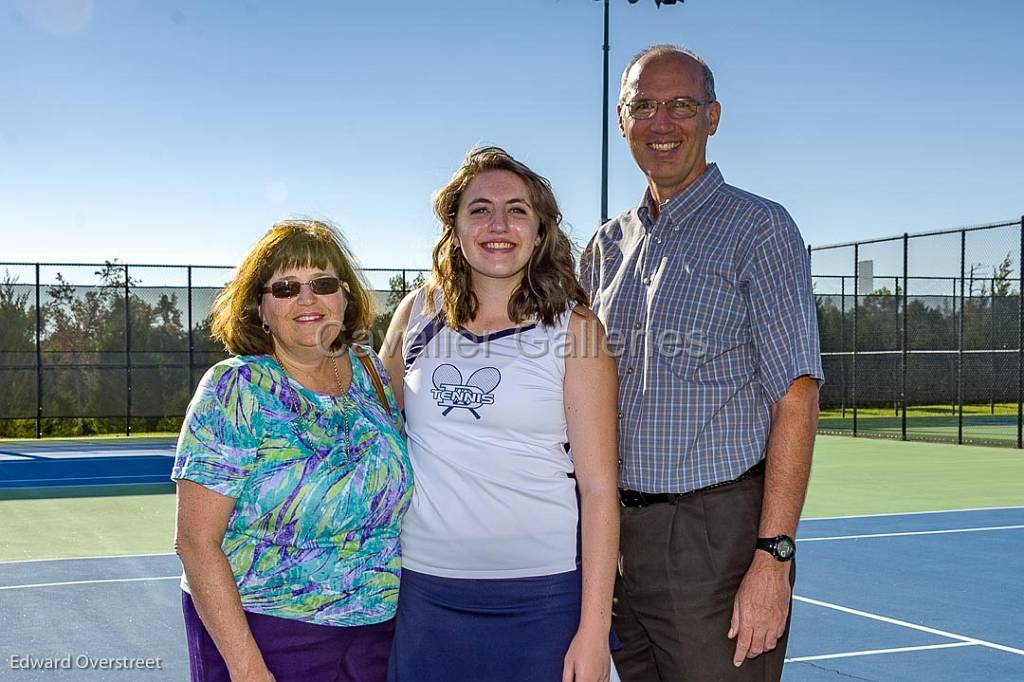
[1,435,1022,680]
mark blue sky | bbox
[3,0,1023,274]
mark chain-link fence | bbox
[812,217,1024,447]
[5,218,1024,444]
[0,263,427,438]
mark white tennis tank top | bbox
[400,290,578,579]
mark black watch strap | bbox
[755,535,795,561]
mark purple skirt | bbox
[182,591,394,682]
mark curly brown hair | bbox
[209,219,374,356]
[426,146,588,327]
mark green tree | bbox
[0,272,37,436]
[369,271,426,347]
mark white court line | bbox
[794,595,1024,656]
[0,552,176,566]
[803,505,1024,521]
[786,641,977,663]
[799,524,1024,542]
[0,576,179,591]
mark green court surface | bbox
[1,435,1022,562]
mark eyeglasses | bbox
[260,276,346,299]
[624,97,714,120]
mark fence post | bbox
[952,278,957,416]
[894,275,900,416]
[35,263,42,439]
[840,275,846,419]
[1018,216,1023,448]
[902,234,908,440]
[124,264,132,437]
[991,277,996,415]
[853,244,859,437]
[187,266,195,393]
[958,232,965,444]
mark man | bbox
[581,45,823,681]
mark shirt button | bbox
[642,276,651,286]
[655,237,662,244]
[617,458,623,466]
[626,367,634,374]
[617,411,623,420]
[672,226,679,232]
[634,322,642,330]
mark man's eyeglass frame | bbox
[623,97,715,120]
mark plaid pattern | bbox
[581,164,823,493]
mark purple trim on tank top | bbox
[404,312,446,372]
[454,323,538,344]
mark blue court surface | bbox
[0,439,175,489]
[1,507,1021,680]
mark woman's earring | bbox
[262,322,271,333]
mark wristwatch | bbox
[755,535,796,562]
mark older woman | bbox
[173,220,412,682]
[382,147,620,682]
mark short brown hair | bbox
[209,219,374,356]
[426,146,587,327]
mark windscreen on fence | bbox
[0,262,427,438]
[812,217,1024,448]
[4,218,1024,446]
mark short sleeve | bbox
[172,362,261,498]
[744,205,825,404]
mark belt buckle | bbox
[618,489,646,508]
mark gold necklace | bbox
[272,351,352,456]
[330,356,345,395]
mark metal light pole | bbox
[596,0,683,224]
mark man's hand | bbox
[727,552,791,667]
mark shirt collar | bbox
[638,163,724,226]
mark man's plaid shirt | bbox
[581,164,823,493]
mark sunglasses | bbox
[260,276,345,299]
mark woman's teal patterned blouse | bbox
[172,349,412,627]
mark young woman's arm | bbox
[379,290,418,411]
[562,306,620,682]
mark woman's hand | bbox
[562,627,611,682]
[229,654,276,682]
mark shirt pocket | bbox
[651,268,752,384]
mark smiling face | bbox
[454,169,542,288]
[618,53,721,204]
[258,264,347,356]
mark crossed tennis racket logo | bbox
[430,364,501,419]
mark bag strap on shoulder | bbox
[353,345,389,412]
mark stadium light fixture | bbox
[595,0,685,223]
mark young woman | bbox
[382,147,619,682]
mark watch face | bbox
[776,537,795,560]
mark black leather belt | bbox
[618,460,765,508]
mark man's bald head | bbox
[619,45,716,105]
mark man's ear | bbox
[707,100,721,136]
[616,103,626,137]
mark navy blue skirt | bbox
[387,568,581,682]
